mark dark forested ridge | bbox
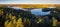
[0,6,60,27]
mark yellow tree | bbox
[37,17,43,24]
[16,17,24,27]
[52,17,58,27]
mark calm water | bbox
[30,9,51,16]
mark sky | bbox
[0,0,60,4]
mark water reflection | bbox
[30,9,51,16]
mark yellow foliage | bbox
[13,19,16,24]
[11,16,16,20]
[24,18,27,23]
[12,19,17,27]
[52,17,58,26]
[37,17,43,23]
[4,20,9,27]
[5,20,13,27]
[0,9,3,15]
[16,18,24,27]
[9,13,12,18]
[5,16,23,27]
[7,21,13,27]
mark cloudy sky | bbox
[0,0,60,4]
